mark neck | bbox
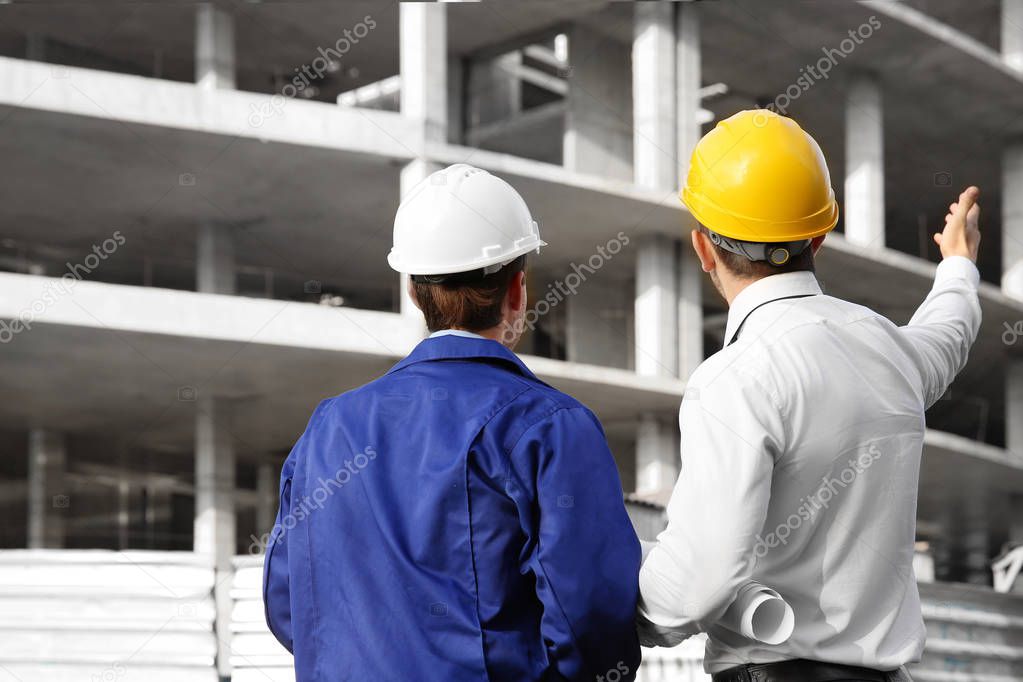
[718,273,760,306]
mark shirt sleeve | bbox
[637,370,781,644]
[900,256,982,407]
[507,406,642,681]
[262,400,330,653]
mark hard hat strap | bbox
[410,256,523,285]
[707,230,811,267]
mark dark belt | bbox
[711,659,913,682]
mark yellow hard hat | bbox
[681,109,839,243]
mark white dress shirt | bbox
[638,257,981,673]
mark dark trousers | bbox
[711,659,914,682]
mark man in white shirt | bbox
[637,110,982,682]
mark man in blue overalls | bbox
[264,163,642,681]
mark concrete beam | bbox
[1003,0,1023,71]
[195,4,235,90]
[400,2,447,143]
[193,394,235,678]
[197,221,235,295]
[27,429,66,549]
[844,72,885,249]
[564,24,632,181]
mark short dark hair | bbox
[412,256,526,333]
[699,225,815,278]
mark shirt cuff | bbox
[935,256,980,289]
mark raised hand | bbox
[933,186,981,263]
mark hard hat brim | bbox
[388,235,546,276]
[681,186,839,243]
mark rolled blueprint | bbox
[719,581,794,645]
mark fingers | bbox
[953,186,980,222]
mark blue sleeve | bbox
[263,400,330,653]
[263,453,296,653]
[508,407,642,682]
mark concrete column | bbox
[256,461,277,539]
[194,395,235,678]
[1007,362,1023,458]
[1003,0,1023,70]
[633,1,676,190]
[1002,145,1023,296]
[399,2,446,325]
[636,414,679,496]
[195,4,235,90]
[398,159,442,321]
[27,429,66,549]
[400,2,447,143]
[630,4,702,497]
[844,72,885,248]
[634,236,682,497]
[197,221,235,295]
[635,234,678,378]
[564,24,633,181]
[677,247,703,378]
[676,1,702,176]
[118,478,131,549]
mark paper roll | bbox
[719,581,794,645]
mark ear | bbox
[506,270,526,314]
[691,229,717,273]
[810,234,826,256]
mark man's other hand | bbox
[934,186,981,263]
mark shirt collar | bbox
[428,329,486,340]
[723,271,822,347]
[387,333,542,382]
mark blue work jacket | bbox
[263,334,642,681]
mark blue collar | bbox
[387,334,542,382]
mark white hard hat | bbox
[388,163,546,276]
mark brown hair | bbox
[698,225,815,278]
[412,256,526,332]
